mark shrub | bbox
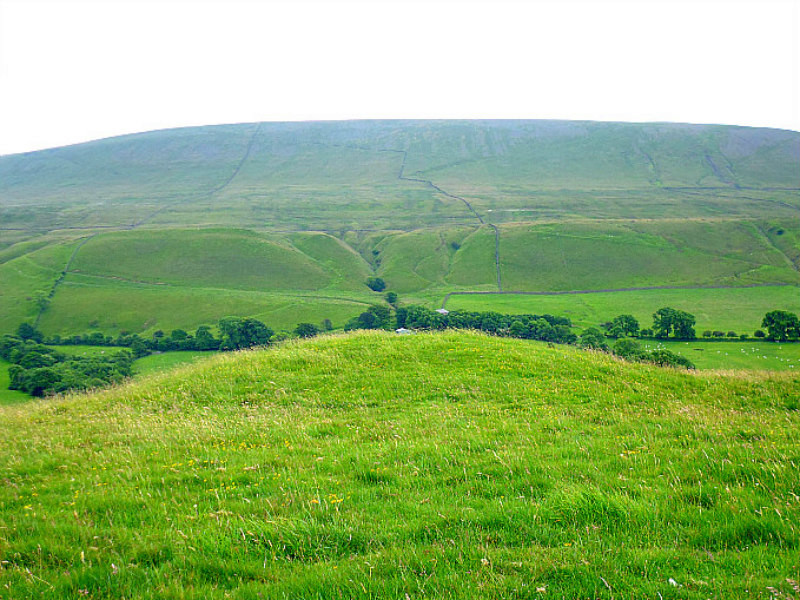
[294,323,320,338]
[580,327,608,351]
[366,277,386,292]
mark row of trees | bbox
[17,317,277,357]
[11,304,797,396]
[399,306,577,344]
[340,303,578,345]
[0,336,133,397]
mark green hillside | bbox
[1,120,798,353]
[1,331,798,598]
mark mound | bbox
[1,331,798,598]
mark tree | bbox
[580,327,608,351]
[295,323,320,338]
[16,323,43,343]
[365,277,386,292]
[761,310,800,342]
[321,319,333,331]
[652,307,695,340]
[218,317,273,350]
[194,326,219,351]
[612,338,646,360]
[605,314,639,338]
[646,349,695,370]
[385,291,398,306]
[754,329,766,338]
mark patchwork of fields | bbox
[1,120,798,369]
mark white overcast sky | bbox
[0,0,798,156]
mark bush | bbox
[754,329,766,338]
[580,327,608,351]
[646,349,695,370]
[294,323,320,338]
[726,331,737,338]
[612,338,646,360]
[365,277,386,292]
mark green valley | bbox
[1,120,799,365]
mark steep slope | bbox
[1,331,798,598]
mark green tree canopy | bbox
[580,327,609,351]
[761,310,800,341]
[605,314,639,338]
[295,323,320,338]
[366,277,386,292]
[218,317,273,350]
[652,307,696,340]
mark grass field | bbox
[0,359,30,405]
[132,351,216,376]
[0,239,82,333]
[497,221,800,292]
[0,331,798,598]
[444,285,800,333]
[37,274,378,337]
[70,229,371,293]
[640,339,800,371]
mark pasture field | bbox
[0,239,82,333]
[70,229,372,293]
[51,345,120,357]
[0,331,798,598]
[0,358,29,405]
[640,339,800,372]
[444,285,800,334]
[497,221,800,293]
[37,277,376,337]
[132,351,216,376]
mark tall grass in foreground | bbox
[1,330,798,599]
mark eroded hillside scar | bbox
[388,148,503,291]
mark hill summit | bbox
[1,330,798,597]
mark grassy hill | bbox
[0,330,798,598]
[1,120,798,348]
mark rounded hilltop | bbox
[0,329,798,598]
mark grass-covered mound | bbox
[1,331,798,598]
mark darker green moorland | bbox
[0,331,798,598]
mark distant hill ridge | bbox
[1,119,798,337]
[2,120,799,199]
